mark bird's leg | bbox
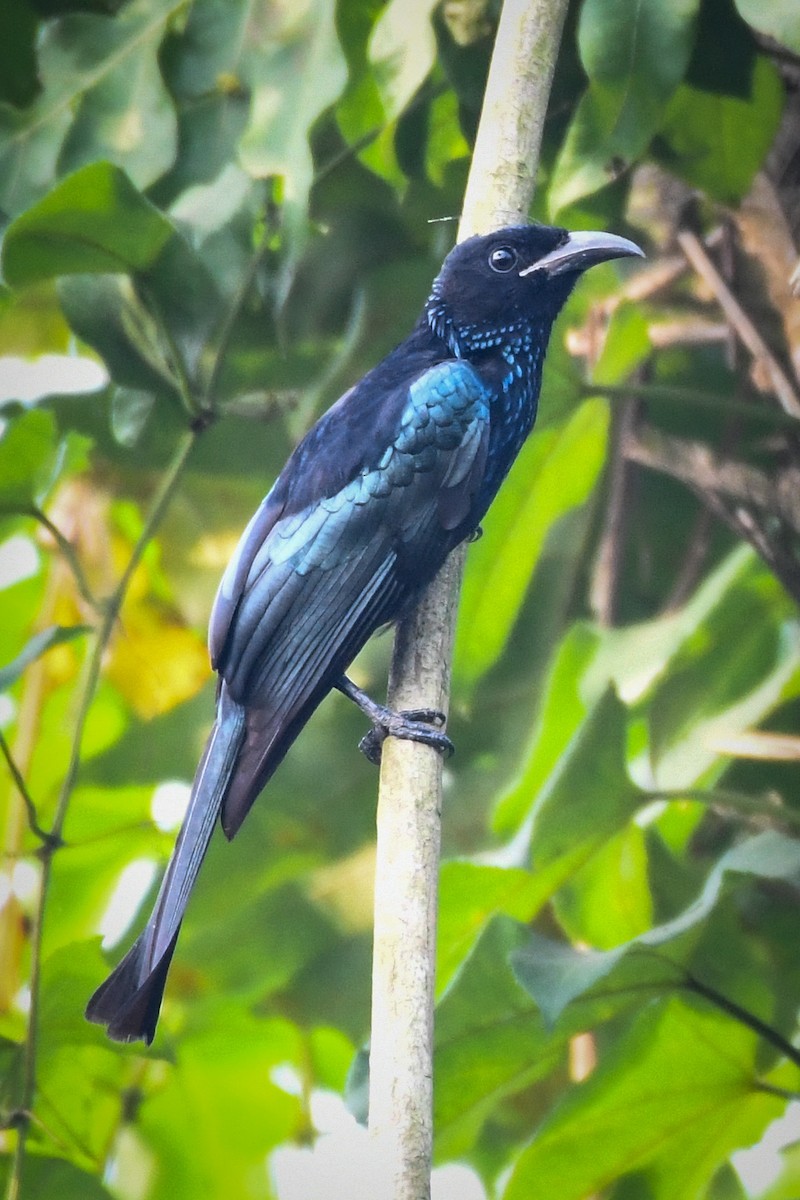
[335,675,454,766]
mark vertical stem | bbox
[4,429,198,1200]
[367,1,570,1196]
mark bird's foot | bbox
[358,706,453,766]
[468,524,483,543]
[336,675,454,766]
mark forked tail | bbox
[85,689,246,1043]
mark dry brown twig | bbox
[677,230,800,419]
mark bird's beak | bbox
[519,230,644,278]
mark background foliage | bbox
[1,0,800,1197]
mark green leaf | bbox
[0,1035,23,1118]
[591,302,652,386]
[493,622,602,836]
[136,1015,304,1199]
[0,281,73,358]
[0,1156,113,1200]
[0,624,90,691]
[110,385,156,446]
[367,0,438,121]
[437,863,552,996]
[455,399,610,687]
[645,562,800,790]
[57,274,183,398]
[434,917,564,1159]
[0,0,39,108]
[425,88,470,186]
[655,55,784,204]
[32,1042,127,1167]
[530,687,643,871]
[548,90,618,219]
[0,408,58,505]
[512,830,800,1023]
[733,0,800,54]
[237,0,348,251]
[39,940,118,1052]
[579,0,701,157]
[502,999,783,1200]
[582,544,760,704]
[2,162,174,287]
[46,785,165,956]
[554,823,654,949]
[0,0,181,216]
[550,0,700,214]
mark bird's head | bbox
[426,223,644,353]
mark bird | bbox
[86,222,643,1043]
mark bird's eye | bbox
[489,246,517,273]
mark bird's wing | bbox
[210,358,491,837]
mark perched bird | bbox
[87,222,643,1042]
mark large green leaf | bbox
[655,55,783,203]
[550,0,700,213]
[493,622,602,835]
[136,1015,304,1200]
[513,830,800,1024]
[434,917,565,1160]
[529,687,643,871]
[237,0,347,249]
[502,999,783,1200]
[436,862,553,997]
[367,0,439,121]
[2,162,173,286]
[583,545,758,705]
[553,822,654,949]
[591,302,652,387]
[455,399,610,688]
[0,0,181,216]
[579,0,700,157]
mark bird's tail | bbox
[85,688,246,1043]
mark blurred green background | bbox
[1,0,800,1197]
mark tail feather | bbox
[86,689,246,1043]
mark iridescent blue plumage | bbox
[87,222,643,1042]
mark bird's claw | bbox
[358,707,454,766]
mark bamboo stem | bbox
[367,2,570,1196]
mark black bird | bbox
[87,223,643,1042]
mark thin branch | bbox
[644,787,800,835]
[623,422,800,599]
[683,972,800,1072]
[20,506,101,612]
[677,230,800,419]
[137,282,199,419]
[663,502,716,612]
[217,389,300,420]
[0,730,54,848]
[624,424,800,534]
[202,206,280,413]
[368,2,570,1197]
[753,1082,800,1103]
[587,382,800,429]
[5,428,199,1200]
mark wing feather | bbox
[212,358,491,836]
